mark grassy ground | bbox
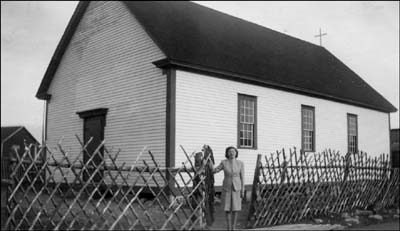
[208,195,399,230]
[2,188,202,230]
[208,199,251,230]
[3,186,398,230]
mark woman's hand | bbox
[240,190,245,199]
[207,160,213,169]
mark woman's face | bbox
[227,148,237,159]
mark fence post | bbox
[191,152,203,229]
[200,187,204,230]
[247,154,262,225]
[203,145,215,227]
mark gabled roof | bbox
[1,126,40,145]
[36,1,397,113]
[1,126,22,142]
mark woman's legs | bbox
[232,211,238,230]
[225,211,232,230]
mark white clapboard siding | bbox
[46,1,167,182]
[175,70,390,187]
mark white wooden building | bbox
[36,1,397,188]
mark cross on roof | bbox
[314,28,327,46]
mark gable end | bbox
[36,2,90,100]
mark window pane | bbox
[239,95,256,148]
[302,107,314,151]
[348,115,357,153]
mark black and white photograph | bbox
[1,1,399,230]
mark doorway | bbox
[77,108,108,183]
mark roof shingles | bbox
[123,1,396,113]
[1,126,22,142]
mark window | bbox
[347,114,358,153]
[302,105,315,152]
[238,94,257,148]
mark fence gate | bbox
[247,148,400,229]
[3,137,215,230]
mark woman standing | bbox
[213,146,245,230]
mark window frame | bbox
[347,113,358,153]
[301,105,315,152]
[237,93,257,149]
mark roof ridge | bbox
[1,125,24,129]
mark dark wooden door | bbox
[83,115,105,183]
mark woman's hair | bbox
[225,146,239,158]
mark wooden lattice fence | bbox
[247,148,400,228]
[3,136,215,230]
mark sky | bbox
[1,1,399,142]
